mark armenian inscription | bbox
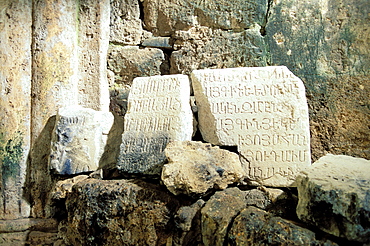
[118,75,193,176]
[191,66,311,186]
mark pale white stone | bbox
[192,66,311,187]
[50,106,114,175]
[116,75,193,176]
[296,154,370,243]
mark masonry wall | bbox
[0,0,369,224]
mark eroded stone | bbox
[142,0,267,36]
[192,66,311,187]
[0,0,32,219]
[296,154,370,243]
[162,141,246,196]
[171,26,267,75]
[201,188,247,246]
[228,206,338,246]
[107,45,164,85]
[62,179,180,245]
[114,75,193,176]
[49,106,113,175]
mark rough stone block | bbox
[171,26,267,75]
[162,141,246,196]
[115,75,193,176]
[296,154,370,243]
[192,66,311,187]
[142,0,267,36]
[49,106,114,175]
[228,206,338,245]
[110,0,144,45]
[201,188,247,246]
[107,45,164,85]
[78,0,111,111]
[62,179,180,245]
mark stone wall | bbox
[0,0,369,245]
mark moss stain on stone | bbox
[0,131,23,184]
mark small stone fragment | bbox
[49,106,114,175]
[296,154,370,243]
[162,141,246,196]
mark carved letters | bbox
[192,66,311,186]
[117,75,193,176]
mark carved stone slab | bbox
[50,106,114,175]
[192,66,311,187]
[117,75,193,176]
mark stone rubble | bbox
[0,0,369,245]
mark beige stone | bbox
[142,0,267,36]
[162,141,246,196]
[78,0,111,111]
[107,45,164,85]
[110,0,144,45]
[32,0,79,143]
[296,154,370,243]
[0,0,32,219]
[114,75,193,176]
[49,106,113,175]
[192,66,311,187]
[171,26,267,75]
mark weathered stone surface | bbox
[296,154,370,243]
[49,175,89,201]
[173,199,205,246]
[78,0,110,111]
[244,188,271,210]
[171,26,267,74]
[110,0,144,45]
[0,231,29,246]
[27,231,59,245]
[162,141,246,196]
[0,218,58,233]
[0,218,58,246]
[32,0,79,143]
[49,106,113,175]
[143,0,267,36]
[107,45,164,85]
[0,0,32,220]
[62,179,181,246]
[192,66,311,187]
[113,75,193,176]
[228,206,338,246]
[201,188,248,246]
[267,0,370,160]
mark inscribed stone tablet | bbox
[117,75,193,176]
[191,66,311,186]
[50,106,114,175]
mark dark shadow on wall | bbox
[99,113,124,178]
[24,116,58,218]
